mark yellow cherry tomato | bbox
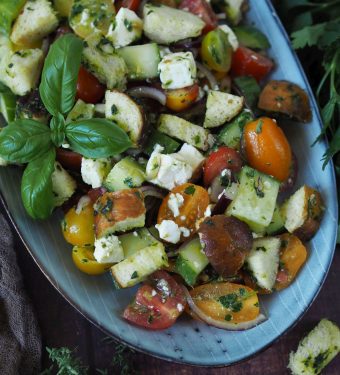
[72,246,113,275]
[61,204,95,246]
[201,29,233,73]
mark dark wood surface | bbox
[12,224,340,374]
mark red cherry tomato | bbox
[54,25,73,40]
[179,0,218,33]
[56,148,82,171]
[116,0,141,12]
[87,187,107,203]
[203,146,243,186]
[76,66,105,104]
[123,270,186,330]
[231,46,274,82]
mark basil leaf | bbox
[39,34,83,117]
[50,113,66,147]
[0,0,25,35]
[65,118,133,158]
[21,148,56,219]
[0,119,52,163]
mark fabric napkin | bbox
[0,214,41,375]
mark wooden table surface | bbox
[12,223,339,374]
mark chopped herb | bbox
[71,4,84,17]
[81,258,88,263]
[123,177,134,188]
[204,219,214,226]
[280,239,288,249]
[131,271,138,279]
[194,134,201,145]
[275,95,285,102]
[111,104,118,115]
[218,293,243,313]
[8,63,13,68]
[254,302,259,307]
[101,199,113,215]
[256,246,266,252]
[220,174,231,187]
[239,288,246,296]
[124,19,133,32]
[147,314,154,324]
[225,314,233,321]
[246,169,255,178]
[211,46,221,64]
[164,80,173,87]
[255,119,264,134]
[254,176,265,198]
[184,185,196,195]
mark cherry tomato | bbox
[87,187,107,203]
[62,204,95,246]
[54,24,72,40]
[116,0,141,11]
[201,29,233,73]
[76,66,105,104]
[243,117,292,182]
[179,0,218,33]
[56,148,82,171]
[72,246,112,275]
[157,183,209,241]
[231,46,274,82]
[165,84,199,112]
[203,146,243,186]
[188,282,260,323]
[123,270,186,330]
[274,234,307,291]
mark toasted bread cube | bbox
[104,90,145,146]
[0,49,44,96]
[11,0,58,47]
[288,319,340,375]
[282,185,324,241]
[52,162,77,207]
[94,189,146,238]
[83,34,127,90]
[204,91,244,128]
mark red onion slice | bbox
[183,286,267,331]
[196,61,219,90]
[127,86,167,106]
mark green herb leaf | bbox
[0,119,52,163]
[50,113,66,147]
[65,118,132,158]
[184,185,196,195]
[0,0,26,35]
[291,23,327,49]
[233,76,260,109]
[21,148,56,219]
[39,34,83,117]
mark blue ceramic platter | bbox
[0,0,338,367]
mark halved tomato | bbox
[76,66,105,104]
[72,246,112,275]
[116,0,140,12]
[123,270,186,330]
[157,183,210,241]
[203,146,243,186]
[165,84,199,112]
[231,46,274,82]
[56,148,82,171]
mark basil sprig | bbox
[0,34,132,219]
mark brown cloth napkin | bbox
[0,214,41,375]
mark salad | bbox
[0,0,325,331]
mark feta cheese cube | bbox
[94,235,124,263]
[106,8,143,48]
[168,193,184,217]
[158,52,196,90]
[0,49,44,96]
[219,25,239,51]
[156,220,181,244]
[175,143,205,171]
[81,157,112,188]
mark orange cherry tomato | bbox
[157,183,209,241]
[62,203,95,246]
[188,282,260,323]
[243,117,292,182]
[165,84,199,112]
[274,233,307,291]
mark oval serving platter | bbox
[0,0,338,367]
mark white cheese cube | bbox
[106,8,143,48]
[94,235,124,263]
[156,220,182,244]
[11,0,59,47]
[81,157,112,188]
[219,25,239,51]
[158,52,196,90]
[175,143,205,171]
[168,193,184,217]
[0,49,44,96]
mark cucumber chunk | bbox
[233,25,270,50]
[217,110,253,150]
[144,128,181,156]
[118,43,160,80]
[110,242,168,288]
[226,166,280,232]
[175,237,209,286]
[119,228,160,258]
[104,157,146,191]
[233,76,261,109]
[265,204,285,235]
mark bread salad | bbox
[0,0,324,331]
